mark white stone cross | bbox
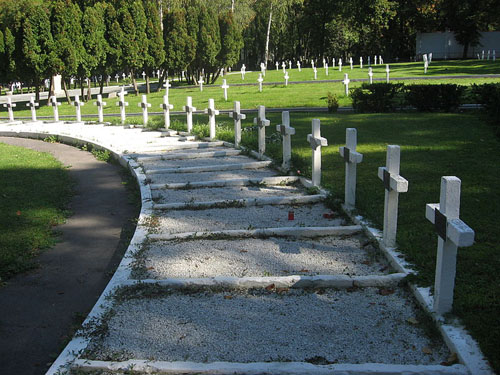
[322,58,326,68]
[487,50,490,60]
[94,94,107,123]
[182,70,185,80]
[424,60,428,74]
[260,62,266,77]
[253,105,270,156]
[289,61,292,70]
[221,79,229,101]
[73,95,85,123]
[164,79,172,97]
[142,71,146,80]
[183,96,196,133]
[385,64,390,83]
[204,98,220,140]
[297,61,301,72]
[50,96,61,122]
[374,55,378,65]
[276,61,279,71]
[339,128,363,208]
[117,88,128,125]
[257,73,264,92]
[220,68,224,77]
[229,101,246,148]
[313,67,317,80]
[360,56,363,69]
[325,63,329,76]
[160,95,174,129]
[115,74,119,83]
[139,95,151,126]
[311,60,315,69]
[339,58,342,72]
[307,119,328,187]
[368,67,373,84]
[349,57,353,70]
[276,111,295,171]
[332,58,335,68]
[241,64,246,80]
[379,56,383,64]
[26,96,39,122]
[199,77,204,92]
[425,176,475,315]
[284,71,290,86]
[429,53,432,63]
[122,73,126,80]
[377,145,409,248]
[3,96,16,122]
[282,61,286,73]
[343,73,350,96]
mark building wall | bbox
[416,31,500,59]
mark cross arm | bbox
[161,103,173,110]
[378,167,408,193]
[229,112,246,121]
[307,134,328,149]
[276,124,295,136]
[339,146,363,163]
[425,204,475,247]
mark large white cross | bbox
[164,79,172,97]
[26,96,39,122]
[116,88,128,125]
[241,64,246,80]
[275,61,279,71]
[313,67,317,80]
[307,119,328,187]
[253,105,270,156]
[138,95,151,126]
[360,56,363,69]
[142,71,146,80]
[50,96,61,122]
[282,61,286,74]
[379,56,384,64]
[204,98,219,140]
[94,94,107,123]
[160,95,174,129]
[425,176,475,315]
[385,64,390,83]
[284,71,289,86]
[115,74,119,83]
[343,74,350,96]
[349,57,353,70]
[229,101,246,148]
[183,96,196,133]
[377,145,409,248]
[339,58,342,72]
[374,55,378,65]
[339,128,363,208]
[332,58,335,68]
[199,77,204,92]
[276,111,295,171]
[297,61,301,72]
[73,95,84,123]
[257,74,264,92]
[221,79,229,101]
[289,61,292,70]
[3,97,16,122]
[325,63,329,76]
[368,67,373,84]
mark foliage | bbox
[471,83,500,135]
[351,83,404,112]
[326,92,339,113]
[405,84,465,112]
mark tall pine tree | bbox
[143,0,164,94]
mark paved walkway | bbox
[0,137,137,375]
[0,120,491,375]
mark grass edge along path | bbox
[0,142,73,280]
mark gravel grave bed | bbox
[85,287,449,364]
[151,204,345,234]
[136,236,387,279]
[148,169,279,184]
[152,185,305,204]
[141,155,257,169]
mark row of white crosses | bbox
[478,50,496,61]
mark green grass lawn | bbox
[0,142,73,280]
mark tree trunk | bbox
[80,77,85,99]
[35,81,40,102]
[100,76,105,95]
[49,76,55,101]
[146,73,150,94]
[157,70,165,92]
[63,78,72,105]
[264,4,273,67]
[87,78,92,101]
[132,70,139,95]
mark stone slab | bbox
[148,169,279,184]
[142,155,263,170]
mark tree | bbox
[102,2,123,86]
[217,11,244,70]
[194,2,221,83]
[143,0,165,94]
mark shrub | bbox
[405,84,464,112]
[471,83,500,135]
[327,92,339,113]
[351,83,404,113]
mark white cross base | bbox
[204,98,220,140]
[253,105,270,156]
[307,119,328,187]
[276,111,295,170]
[425,176,474,315]
[339,128,363,208]
[377,145,408,248]
[229,101,246,148]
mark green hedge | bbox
[471,83,500,135]
[351,83,404,112]
[405,84,465,112]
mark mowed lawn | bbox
[0,142,73,279]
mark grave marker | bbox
[284,71,290,86]
[229,101,246,148]
[221,79,229,101]
[141,71,146,80]
[241,64,246,80]
[276,111,295,171]
[343,73,350,96]
[117,88,129,124]
[26,96,39,122]
[204,98,219,140]
[164,79,172,97]
[377,145,409,248]
[487,50,490,60]
[360,56,363,69]
[339,58,342,71]
[368,56,371,66]
[183,96,196,133]
[253,105,270,157]
[385,64,390,83]
[425,176,475,315]
[115,74,119,83]
[379,56,383,64]
[3,97,16,122]
[282,61,286,73]
[160,95,174,129]
[349,57,353,70]
[313,67,318,80]
[429,53,433,63]
[289,61,292,70]
[276,61,279,71]
[307,119,328,187]
[199,77,204,92]
[258,73,264,92]
[332,58,335,68]
[339,128,363,208]
[374,55,378,65]
[138,95,151,126]
[94,94,107,123]
[368,67,373,84]
[325,63,329,76]
[50,96,61,122]
[297,61,301,72]
[73,95,84,123]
